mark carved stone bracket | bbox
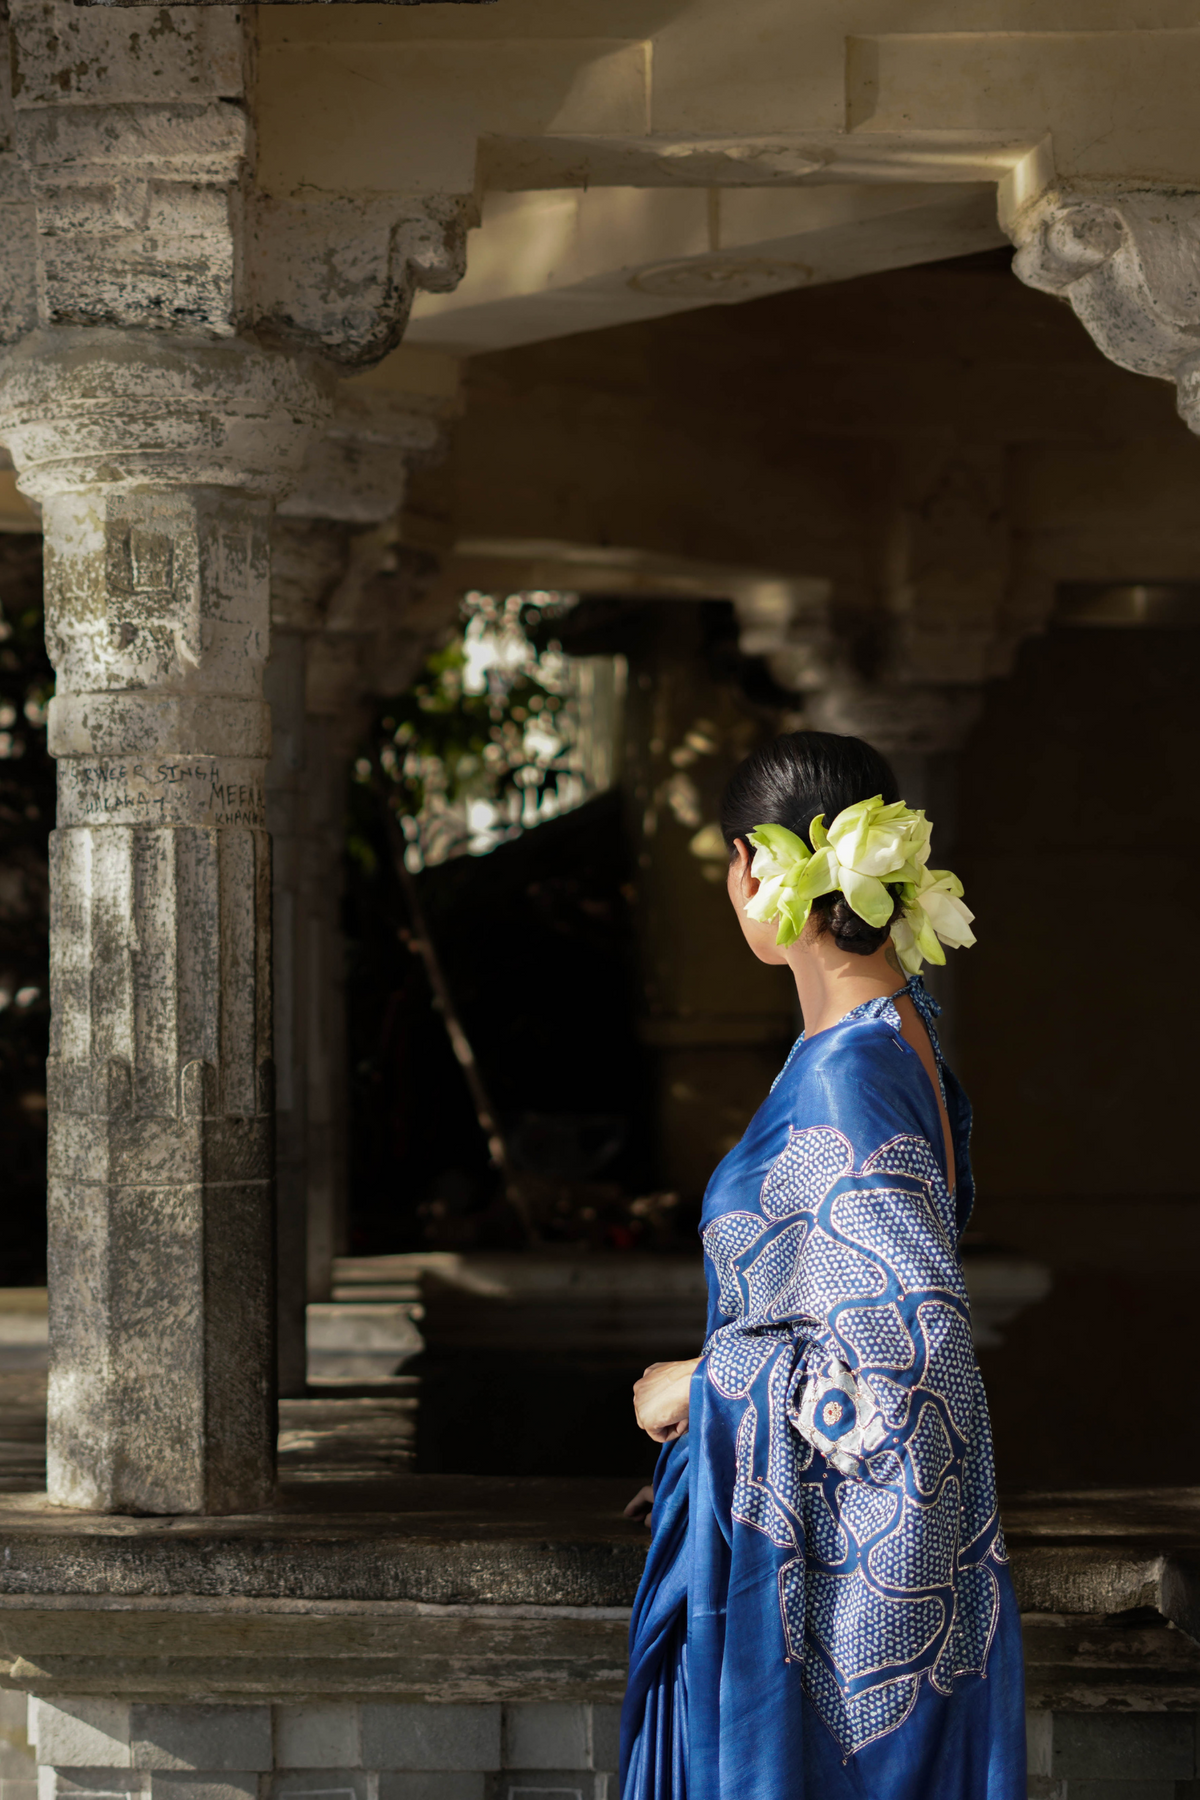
[251,195,474,367]
[0,0,474,368]
[761,443,1011,756]
[1012,187,1200,432]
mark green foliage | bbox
[357,591,583,870]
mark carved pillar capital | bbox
[0,329,330,496]
[271,386,449,738]
[1011,187,1200,431]
[763,443,1010,756]
[278,390,443,525]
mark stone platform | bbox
[0,1478,1198,1713]
[3,1377,1200,1798]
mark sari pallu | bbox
[621,981,1027,1800]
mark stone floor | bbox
[0,1373,419,1491]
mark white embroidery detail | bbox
[702,1211,768,1317]
[761,1126,852,1220]
[809,1570,945,1681]
[707,1331,777,1399]
[835,1301,916,1372]
[702,1110,1006,1757]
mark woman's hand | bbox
[624,1483,654,1524]
[633,1358,700,1442]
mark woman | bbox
[621,731,1026,1800]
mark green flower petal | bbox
[912,906,946,965]
[826,797,880,871]
[920,888,976,948]
[749,823,811,868]
[791,844,840,901]
[923,867,964,898]
[827,796,934,879]
[776,891,813,945]
[890,916,924,975]
[743,873,786,922]
[839,867,894,928]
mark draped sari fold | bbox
[621,980,1026,1800]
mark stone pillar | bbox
[267,396,446,1392]
[0,332,327,1512]
[0,0,468,1493]
[760,450,1018,1063]
[265,520,346,1396]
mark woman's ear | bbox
[726,837,787,964]
[727,837,756,902]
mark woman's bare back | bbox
[894,991,956,1193]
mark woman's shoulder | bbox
[775,1013,936,1138]
[802,1011,907,1077]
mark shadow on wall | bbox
[955,624,1200,1490]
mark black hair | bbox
[720,729,902,957]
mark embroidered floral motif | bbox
[702,1060,1006,1759]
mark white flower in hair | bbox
[743,795,974,974]
[890,866,976,975]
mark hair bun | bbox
[718,729,905,961]
[825,895,895,958]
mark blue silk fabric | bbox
[621,980,1026,1800]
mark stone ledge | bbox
[0,1481,645,1607]
[0,1596,631,1703]
[0,1484,1197,1709]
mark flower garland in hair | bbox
[743,795,975,975]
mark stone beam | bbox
[257,13,1200,200]
[84,1,494,6]
[405,183,1006,355]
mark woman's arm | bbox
[633,1358,700,1441]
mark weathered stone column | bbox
[267,394,445,1391]
[264,521,345,1395]
[0,332,327,1511]
[755,452,1020,1063]
[0,0,468,1497]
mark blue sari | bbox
[621,980,1026,1800]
